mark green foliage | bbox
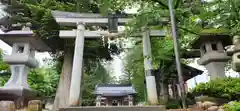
[0,67,60,97]
[123,43,146,102]
[0,49,9,72]
[82,60,116,106]
[192,77,240,101]
[200,28,230,35]
[224,101,240,111]
[0,50,60,97]
[166,99,181,109]
[0,49,10,86]
[28,68,59,97]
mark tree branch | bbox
[149,0,169,9]
[178,26,199,35]
[174,0,181,9]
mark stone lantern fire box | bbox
[0,30,51,108]
[191,33,232,80]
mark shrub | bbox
[192,77,240,100]
[166,99,181,109]
[223,101,240,111]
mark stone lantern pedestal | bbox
[192,34,232,80]
[0,29,51,108]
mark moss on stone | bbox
[199,28,230,35]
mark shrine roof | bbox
[154,63,203,82]
[181,49,201,58]
[93,84,137,97]
[182,64,203,81]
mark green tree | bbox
[0,49,10,86]
[0,49,9,72]
[1,0,118,109]
[3,0,121,109]
[100,0,240,104]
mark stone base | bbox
[58,106,166,111]
[0,101,15,111]
[0,86,35,109]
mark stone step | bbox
[59,106,166,111]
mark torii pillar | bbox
[69,22,85,105]
[142,29,158,104]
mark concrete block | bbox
[27,100,42,111]
[0,101,15,111]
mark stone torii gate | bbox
[51,11,166,106]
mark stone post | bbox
[0,101,15,111]
[142,29,158,105]
[69,23,85,106]
[128,95,133,106]
[96,95,101,106]
[27,100,42,111]
[168,84,174,99]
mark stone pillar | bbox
[69,23,85,106]
[96,95,101,106]
[142,29,158,105]
[198,41,229,80]
[176,84,181,97]
[0,101,15,111]
[128,95,133,106]
[27,100,42,111]
[168,84,174,99]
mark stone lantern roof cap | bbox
[191,29,232,49]
[0,30,52,52]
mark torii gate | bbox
[51,11,166,106]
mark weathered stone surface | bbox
[195,96,229,105]
[0,87,35,109]
[207,106,218,111]
[27,100,42,111]
[196,102,202,108]
[0,101,15,111]
[217,108,225,111]
[202,101,217,110]
[59,106,165,111]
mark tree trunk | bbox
[52,47,73,110]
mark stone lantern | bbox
[191,33,231,80]
[226,35,240,72]
[0,26,51,108]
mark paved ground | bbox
[59,106,166,111]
